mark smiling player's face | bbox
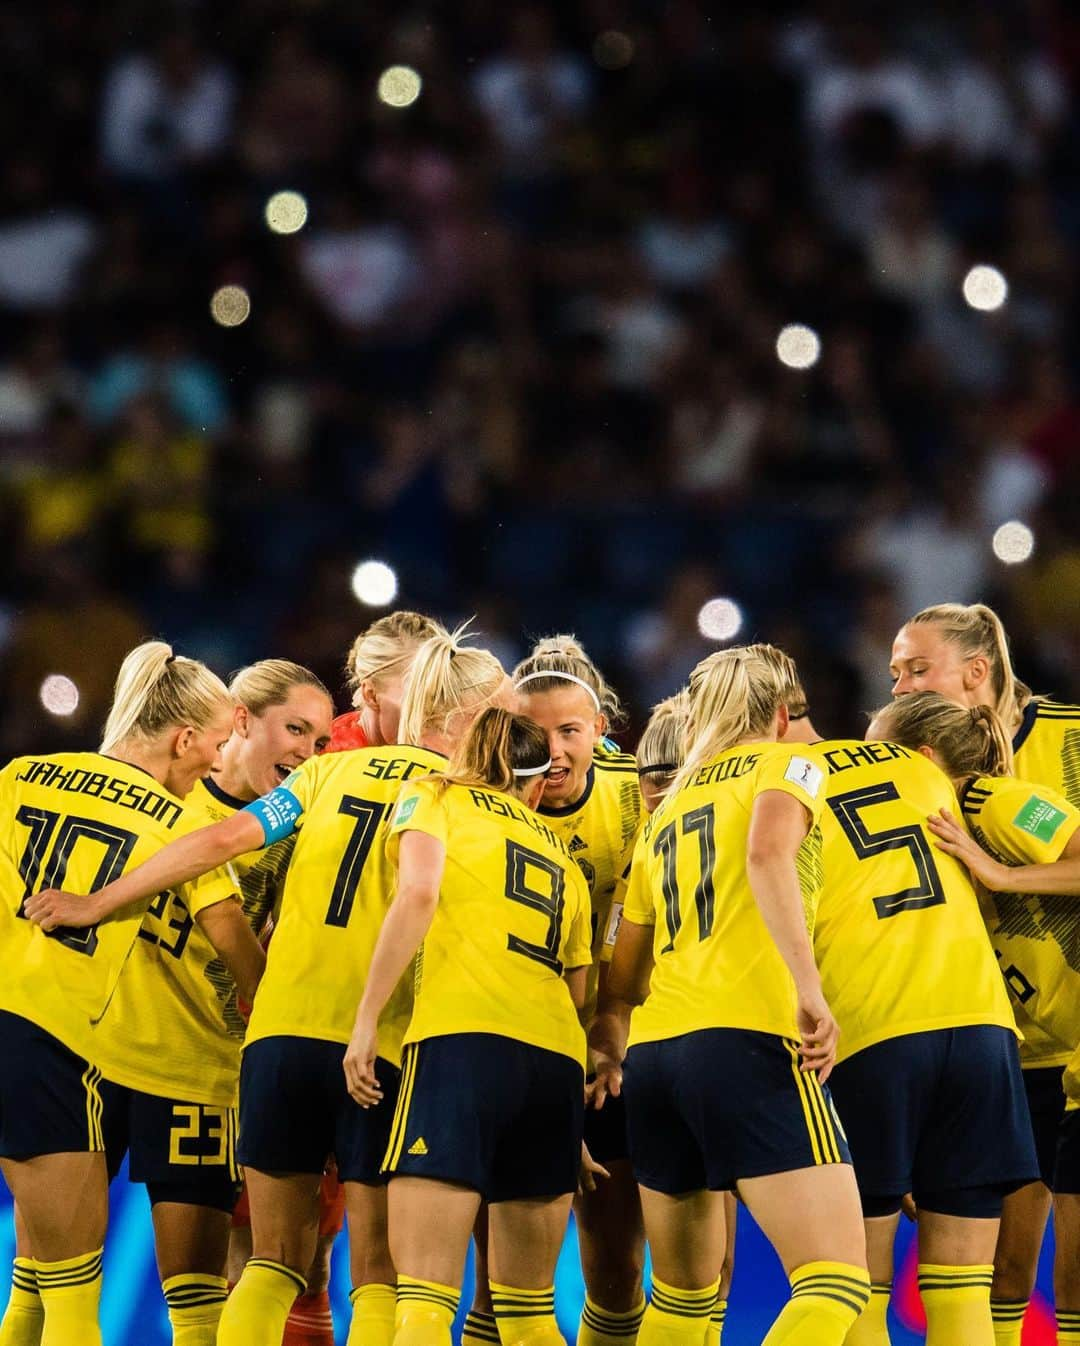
[518,685,603,808]
[242,685,333,796]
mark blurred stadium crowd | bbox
[1,0,1079,757]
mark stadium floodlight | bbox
[265,191,309,235]
[377,66,422,108]
[351,560,399,607]
[963,265,1008,312]
[776,324,821,370]
[697,598,744,642]
[992,521,1034,565]
[210,285,251,327]
[40,674,79,717]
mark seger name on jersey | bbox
[16,759,183,828]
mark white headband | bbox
[514,670,601,712]
[513,759,553,778]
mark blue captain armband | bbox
[244,786,303,845]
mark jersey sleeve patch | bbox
[1012,795,1069,845]
[393,794,419,827]
[784,755,824,799]
[243,787,303,846]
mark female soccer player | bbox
[330,613,446,751]
[802,691,1037,1346]
[507,637,646,1346]
[27,629,509,1346]
[890,602,1080,1342]
[343,706,593,1346]
[609,646,869,1346]
[0,641,237,1346]
[593,691,736,1346]
[873,691,1080,1344]
[191,660,336,1346]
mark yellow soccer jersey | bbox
[245,745,447,1065]
[387,779,592,1066]
[813,741,1016,1064]
[958,773,1080,1091]
[88,774,293,1108]
[537,750,643,1014]
[624,742,827,1048]
[0,753,235,1061]
[1012,700,1080,1067]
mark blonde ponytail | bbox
[908,603,1032,723]
[101,641,232,752]
[513,634,625,727]
[671,647,787,795]
[398,625,506,747]
[636,692,690,789]
[440,707,551,794]
[229,659,330,715]
[346,611,446,706]
[873,691,1014,778]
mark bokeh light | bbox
[963,265,1008,312]
[697,598,744,642]
[593,31,634,69]
[351,560,399,607]
[776,324,821,370]
[992,521,1035,565]
[210,285,251,327]
[377,65,422,108]
[264,190,309,235]
[40,674,79,717]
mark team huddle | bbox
[0,601,1078,1346]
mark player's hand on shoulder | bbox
[927,809,1007,887]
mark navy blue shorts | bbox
[0,1012,107,1161]
[584,1083,630,1164]
[623,1028,850,1195]
[384,1034,584,1202]
[100,1081,241,1211]
[1055,1109,1080,1194]
[1024,1065,1066,1189]
[238,1036,399,1185]
[827,1026,1039,1218]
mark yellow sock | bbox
[0,1259,43,1346]
[34,1248,103,1346]
[762,1261,871,1346]
[349,1283,397,1346]
[917,1264,993,1346]
[1058,1307,1080,1343]
[217,1258,306,1346]
[491,1283,563,1346]
[462,1310,502,1346]
[395,1276,460,1346]
[580,1295,646,1346]
[844,1282,890,1345]
[706,1299,727,1346]
[990,1298,1026,1345]
[162,1273,228,1345]
[639,1276,717,1346]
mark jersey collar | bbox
[538,763,595,817]
[1012,700,1039,753]
[201,774,250,811]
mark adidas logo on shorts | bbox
[408,1137,429,1156]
